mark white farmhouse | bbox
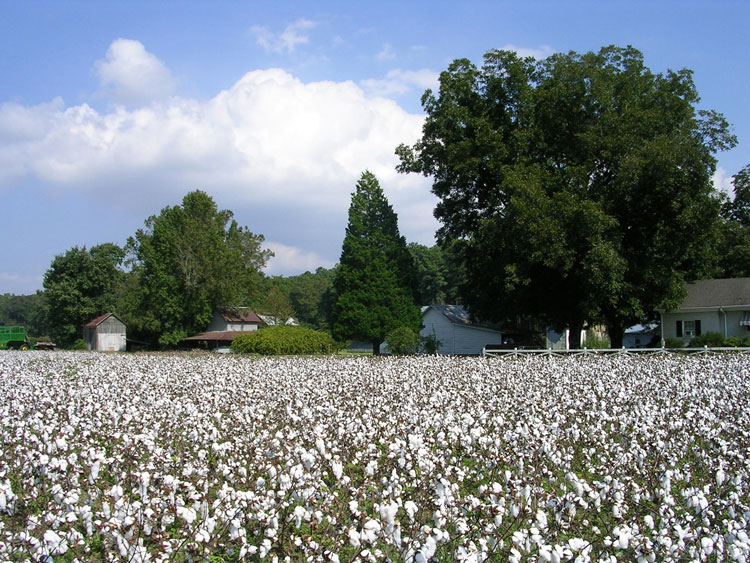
[420,305,504,355]
[660,278,750,345]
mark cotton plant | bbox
[0,351,748,561]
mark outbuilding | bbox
[83,313,127,352]
[420,305,504,355]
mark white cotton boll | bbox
[89,461,100,484]
[315,437,326,456]
[716,468,725,488]
[348,528,361,547]
[301,452,316,470]
[365,460,378,476]
[644,515,655,529]
[43,529,68,555]
[404,500,418,520]
[349,500,359,513]
[701,537,714,555]
[568,538,587,552]
[177,506,197,525]
[536,509,548,530]
[331,459,343,481]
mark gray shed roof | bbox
[679,278,750,309]
[423,305,502,331]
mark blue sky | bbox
[1,0,748,294]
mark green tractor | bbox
[0,326,33,350]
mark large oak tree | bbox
[397,46,736,347]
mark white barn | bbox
[83,313,127,352]
[420,305,504,355]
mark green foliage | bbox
[127,191,271,347]
[664,338,685,349]
[688,331,750,348]
[715,164,750,278]
[0,292,48,337]
[231,325,335,355]
[420,331,442,354]
[71,338,86,350]
[331,171,421,354]
[398,45,736,348]
[386,326,419,355]
[585,331,611,349]
[689,332,726,348]
[407,242,464,305]
[43,243,126,347]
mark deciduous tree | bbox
[43,243,125,346]
[128,191,271,347]
[398,46,736,347]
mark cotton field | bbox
[0,352,749,562]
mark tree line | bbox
[4,44,749,350]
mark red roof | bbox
[218,308,262,324]
[84,313,125,328]
[183,330,256,342]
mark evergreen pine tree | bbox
[332,171,421,354]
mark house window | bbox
[676,320,702,338]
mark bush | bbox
[723,335,750,347]
[584,332,610,349]
[231,326,335,355]
[420,332,442,354]
[689,332,725,348]
[386,326,419,355]
[71,339,86,350]
[663,338,684,349]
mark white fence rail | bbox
[483,346,750,357]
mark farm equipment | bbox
[0,326,33,350]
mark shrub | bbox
[386,326,419,355]
[584,331,610,349]
[663,338,684,349]
[689,332,724,348]
[231,326,335,355]
[71,339,86,350]
[420,332,442,354]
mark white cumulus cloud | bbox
[94,39,177,106]
[501,44,555,60]
[360,69,439,98]
[251,19,316,54]
[0,51,438,276]
[712,167,734,198]
[264,242,336,275]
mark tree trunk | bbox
[372,341,382,355]
[568,320,584,349]
[608,327,625,349]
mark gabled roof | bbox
[83,313,126,328]
[217,307,262,324]
[183,331,254,342]
[423,304,502,332]
[678,278,750,310]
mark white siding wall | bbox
[420,308,503,355]
[421,308,456,354]
[453,325,503,355]
[97,332,126,352]
[207,311,258,332]
[662,311,724,344]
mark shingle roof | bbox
[679,278,750,309]
[83,313,125,327]
[217,307,262,324]
[424,305,502,331]
[183,331,256,342]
